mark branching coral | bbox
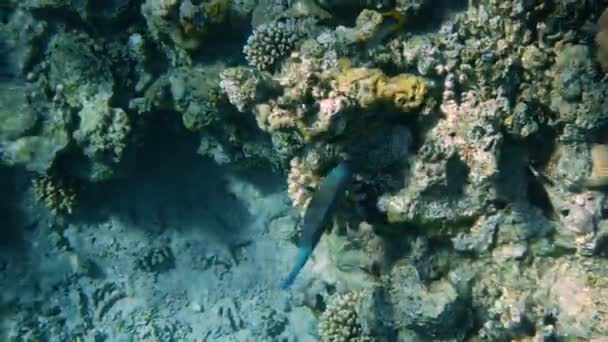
[243,19,306,70]
[318,291,377,342]
[32,172,77,216]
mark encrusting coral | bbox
[332,64,427,112]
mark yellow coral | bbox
[333,65,427,112]
[378,74,426,111]
[335,67,385,108]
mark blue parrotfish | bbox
[278,162,353,289]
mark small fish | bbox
[278,162,353,289]
[365,10,405,50]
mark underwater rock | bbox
[168,65,224,131]
[378,92,506,229]
[269,213,300,242]
[47,32,114,109]
[334,9,385,47]
[22,0,133,24]
[71,94,132,182]
[386,264,470,339]
[0,83,37,142]
[316,0,392,11]
[345,124,413,174]
[452,214,498,255]
[549,44,608,141]
[142,0,232,53]
[538,261,608,338]
[209,298,245,336]
[395,0,427,14]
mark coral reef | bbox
[5,0,608,341]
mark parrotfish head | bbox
[333,161,353,180]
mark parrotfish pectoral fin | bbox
[278,246,313,289]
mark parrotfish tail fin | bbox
[278,246,313,289]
